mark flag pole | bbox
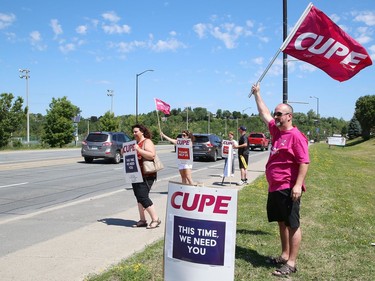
[248,2,314,98]
[154,98,163,141]
[156,110,162,141]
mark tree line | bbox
[1,92,374,149]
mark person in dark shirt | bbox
[234,126,249,185]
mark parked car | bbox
[81,131,132,164]
[248,132,270,151]
[192,133,223,161]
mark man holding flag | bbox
[251,83,310,277]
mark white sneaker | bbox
[238,180,247,186]
[231,174,235,177]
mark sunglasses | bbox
[274,112,290,117]
[182,133,187,137]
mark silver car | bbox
[81,131,131,164]
[193,133,223,161]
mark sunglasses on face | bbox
[182,133,187,137]
[274,112,290,117]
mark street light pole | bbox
[107,89,114,113]
[19,69,30,144]
[310,95,320,141]
[207,112,210,134]
[309,96,320,118]
[135,69,154,123]
[242,107,251,114]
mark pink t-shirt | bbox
[266,119,310,192]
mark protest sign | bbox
[176,138,193,166]
[122,140,143,183]
[164,182,238,280]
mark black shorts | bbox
[267,189,301,228]
[131,176,156,209]
[238,154,249,169]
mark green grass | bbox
[85,138,375,281]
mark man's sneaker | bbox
[238,180,247,186]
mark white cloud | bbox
[59,43,75,54]
[102,24,131,34]
[258,36,270,43]
[356,35,372,44]
[252,57,263,65]
[193,23,207,38]
[112,34,185,54]
[329,13,340,24]
[50,19,63,38]
[193,20,253,49]
[29,31,47,51]
[354,11,375,26]
[369,45,375,60]
[113,40,147,53]
[354,26,373,44]
[5,32,16,42]
[101,11,131,34]
[151,38,185,52]
[299,63,316,73]
[76,25,87,35]
[0,13,16,29]
[102,11,120,23]
[246,20,254,29]
[211,23,249,49]
[267,58,283,76]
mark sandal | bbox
[266,255,287,265]
[132,220,147,228]
[272,264,297,277]
[146,219,161,229]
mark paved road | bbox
[0,146,269,280]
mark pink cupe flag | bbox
[281,3,372,82]
[155,98,171,115]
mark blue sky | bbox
[1,0,374,121]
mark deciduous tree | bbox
[42,96,79,147]
[354,95,375,140]
[98,111,119,132]
[0,93,25,148]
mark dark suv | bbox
[193,133,223,161]
[81,132,131,164]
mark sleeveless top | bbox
[137,139,157,177]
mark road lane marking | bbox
[0,157,83,171]
[0,182,29,189]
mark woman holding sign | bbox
[131,124,161,229]
[222,131,238,177]
[160,130,195,185]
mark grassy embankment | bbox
[85,138,375,281]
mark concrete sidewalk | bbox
[0,155,268,281]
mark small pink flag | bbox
[155,98,171,115]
